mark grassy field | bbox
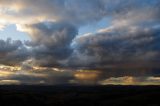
[0,85,159,106]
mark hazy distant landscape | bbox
[0,85,159,106]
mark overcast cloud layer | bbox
[0,0,160,84]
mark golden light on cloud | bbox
[11,3,25,12]
[32,66,47,71]
[99,76,136,85]
[147,77,160,81]
[0,80,20,85]
[0,65,21,71]
[0,71,14,77]
[99,76,160,85]
[15,71,48,78]
[123,76,135,85]
[74,70,101,80]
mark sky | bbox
[0,0,160,85]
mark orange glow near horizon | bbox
[123,76,135,85]
[0,65,21,71]
[74,70,101,80]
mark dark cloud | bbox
[70,25,160,68]
[0,38,30,66]
[0,69,74,85]
[64,0,160,69]
[23,21,78,67]
[0,0,160,71]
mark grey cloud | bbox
[0,38,30,66]
[63,0,160,68]
[26,22,77,47]
[23,0,160,69]
[0,0,159,26]
[2,0,152,26]
[0,38,21,53]
[23,21,78,67]
[0,0,107,26]
[0,0,160,69]
[71,25,160,68]
[4,69,74,85]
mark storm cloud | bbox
[0,38,30,66]
[22,21,78,67]
[0,0,160,84]
[71,24,160,68]
[68,0,160,68]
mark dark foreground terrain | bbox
[0,85,159,106]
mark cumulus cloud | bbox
[0,0,160,85]
[71,25,160,67]
[0,38,30,66]
[21,21,78,67]
[69,0,160,68]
